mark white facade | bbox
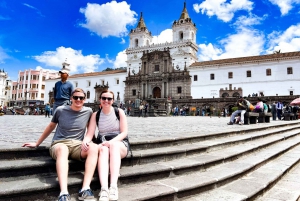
[189,52,300,98]
[0,70,8,106]
[126,2,198,75]
[45,70,127,104]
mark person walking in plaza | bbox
[53,69,74,114]
[227,96,248,125]
[139,103,144,117]
[144,103,149,117]
[45,103,51,118]
[85,90,129,201]
[22,88,98,201]
[271,102,277,120]
[276,101,283,120]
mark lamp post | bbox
[24,90,28,106]
[14,82,19,108]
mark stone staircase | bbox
[1,122,300,201]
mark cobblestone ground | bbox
[0,115,295,149]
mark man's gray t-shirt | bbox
[51,105,93,142]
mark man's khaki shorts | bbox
[49,139,83,161]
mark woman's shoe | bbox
[227,122,234,125]
[99,188,109,201]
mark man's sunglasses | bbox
[73,96,85,100]
[101,97,113,101]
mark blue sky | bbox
[1,0,300,81]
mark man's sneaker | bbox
[58,194,71,201]
[109,186,118,201]
[78,189,94,200]
[98,188,109,201]
[227,122,233,125]
[239,122,244,125]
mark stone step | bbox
[115,135,300,201]
[254,159,300,201]
[181,141,300,201]
[1,125,300,179]
[1,127,300,200]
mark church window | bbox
[87,91,90,99]
[222,93,229,97]
[87,81,91,87]
[228,72,233,79]
[233,92,240,97]
[266,69,271,76]
[290,91,293,95]
[194,75,198,81]
[146,40,149,46]
[247,70,251,77]
[155,65,159,71]
[210,74,214,80]
[287,67,293,74]
[41,93,44,98]
[192,32,194,41]
[179,31,183,40]
[177,87,182,94]
[135,39,138,47]
[116,79,119,84]
[132,89,136,96]
[75,82,78,87]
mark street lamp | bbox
[24,90,28,106]
[14,82,19,108]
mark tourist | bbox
[45,103,51,118]
[85,90,129,201]
[22,88,98,201]
[271,102,277,120]
[53,69,74,114]
[276,101,283,120]
[139,103,143,117]
[253,98,264,113]
[227,96,248,125]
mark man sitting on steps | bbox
[22,88,98,201]
[227,96,248,125]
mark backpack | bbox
[94,106,133,165]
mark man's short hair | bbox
[71,88,86,97]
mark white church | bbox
[41,2,299,104]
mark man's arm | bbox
[22,122,57,148]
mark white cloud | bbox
[152,29,173,44]
[35,66,57,73]
[33,46,104,73]
[267,23,300,53]
[0,46,9,64]
[198,28,265,60]
[193,0,254,22]
[23,3,45,17]
[120,38,126,44]
[198,43,223,61]
[79,1,137,37]
[234,14,267,27]
[268,0,300,15]
[113,50,127,68]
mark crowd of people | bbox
[227,96,299,125]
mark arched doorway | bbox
[153,87,161,98]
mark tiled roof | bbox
[190,51,300,67]
[69,69,126,78]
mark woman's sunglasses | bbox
[101,97,113,101]
[73,96,85,100]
